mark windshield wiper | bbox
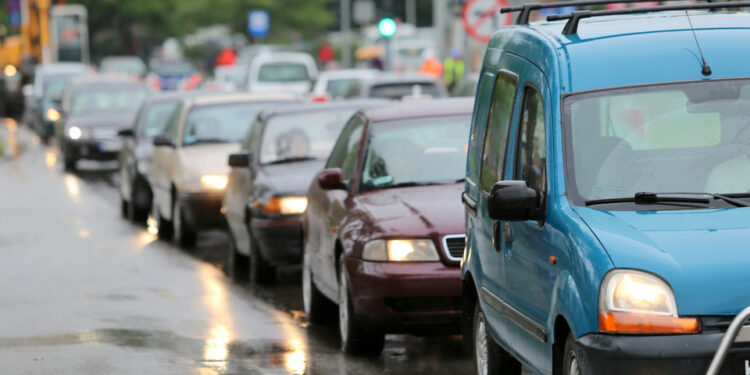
[585,192,749,208]
[265,156,317,165]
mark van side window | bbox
[242,117,262,151]
[327,115,365,180]
[164,104,183,142]
[515,86,546,193]
[467,74,495,183]
[480,73,517,192]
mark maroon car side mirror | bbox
[318,168,346,190]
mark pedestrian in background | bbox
[443,49,465,92]
[214,46,236,67]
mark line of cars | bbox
[110,87,475,357]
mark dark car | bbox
[223,100,390,284]
[303,98,473,355]
[56,77,149,170]
[147,59,199,91]
[117,91,193,223]
[26,63,93,142]
[357,74,448,100]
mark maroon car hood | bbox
[353,184,465,239]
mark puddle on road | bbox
[0,328,305,374]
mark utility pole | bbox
[340,0,352,68]
[406,0,417,25]
[433,0,448,62]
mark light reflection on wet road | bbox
[0,120,487,374]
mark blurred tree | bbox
[66,0,333,61]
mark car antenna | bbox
[685,10,712,76]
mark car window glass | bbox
[480,73,517,192]
[515,86,546,193]
[369,83,441,99]
[258,63,309,82]
[164,103,183,141]
[182,102,282,146]
[327,78,360,99]
[140,101,180,138]
[243,117,262,151]
[259,109,355,164]
[467,74,494,183]
[326,115,364,180]
[71,86,148,116]
[360,115,470,191]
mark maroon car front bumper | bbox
[345,257,462,335]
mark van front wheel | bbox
[563,333,583,375]
[473,303,521,375]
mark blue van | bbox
[462,2,750,374]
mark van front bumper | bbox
[576,331,744,374]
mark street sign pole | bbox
[341,0,352,68]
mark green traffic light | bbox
[378,18,397,38]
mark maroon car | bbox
[302,98,473,355]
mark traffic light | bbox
[378,18,397,38]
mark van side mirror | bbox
[153,135,174,147]
[228,152,251,167]
[487,180,541,222]
[317,168,346,190]
[118,128,134,137]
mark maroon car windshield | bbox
[360,114,470,191]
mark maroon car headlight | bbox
[361,239,440,262]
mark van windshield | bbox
[564,79,750,206]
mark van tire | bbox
[473,303,522,375]
[563,333,584,375]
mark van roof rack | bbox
[500,0,716,25]
[547,1,750,35]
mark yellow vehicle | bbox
[0,0,88,116]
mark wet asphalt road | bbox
[0,119,498,374]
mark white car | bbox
[310,69,381,101]
[149,92,296,247]
[247,52,317,95]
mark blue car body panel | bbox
[463,11,750,375]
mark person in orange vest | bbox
[419,53,444,79]
[214,46,236,67]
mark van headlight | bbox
[598,270,699,334]
[68,126,83,140]
[362,239,439,262]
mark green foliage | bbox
[66,0,334,55]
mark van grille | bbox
[443,235,465,261]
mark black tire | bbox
[303,246,336,325]
[473,303,522,375]
[249,233,275,284]
[154,203,173,240]
[63,157,77,171]
[120,198,129,219]
[226,231,249,283]
[128,182,150,224]
[173,199,197,248]
[338,255,385,355]
[562,333,584,375]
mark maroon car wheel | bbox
[338,255,384,355]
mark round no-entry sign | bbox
[462,0,513,43]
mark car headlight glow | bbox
[599,270,699,334]
[262,196,308,214]
[362,239,439,262]
[200,174,228,190]
[68,126,82,140]
[3,65,17,77]
[46,108,61,122]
